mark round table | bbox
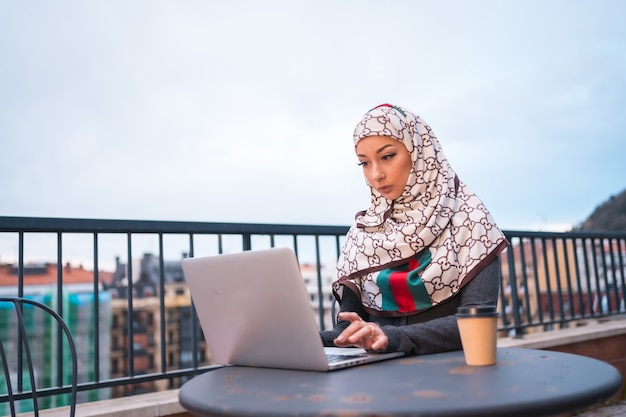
[179,347,623,417]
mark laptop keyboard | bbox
[326,353,367,364]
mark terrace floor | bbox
[577,400,626,416]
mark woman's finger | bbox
[337,311,362,323]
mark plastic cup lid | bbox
[456,305,499,317]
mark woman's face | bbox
[355,135,412,200]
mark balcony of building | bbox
[0,216,624,416]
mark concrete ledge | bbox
[22,389,190,417]
[498,318,626,349]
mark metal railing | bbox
[0,216,625,408]
[498,229,626,336]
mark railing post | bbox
[506,240,524,338]
[242,234,251,251]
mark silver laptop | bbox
[181,247,404,371]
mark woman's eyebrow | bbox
[375,144,396,154]
[357,144,396,158]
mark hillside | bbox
[577,188,626,232]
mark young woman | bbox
[319,104,509,355]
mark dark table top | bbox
[179,347,623,417]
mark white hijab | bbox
[335,104,508,316]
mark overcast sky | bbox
[1,0,625,234]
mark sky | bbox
[1,0,625,234]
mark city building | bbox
[0,251,337,407]
[0,262,113,413]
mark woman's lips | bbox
[377,185,392,195]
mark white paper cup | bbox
[456,305,499,366]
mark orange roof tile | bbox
[0,262,113,287]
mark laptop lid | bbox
[182,247,403,372]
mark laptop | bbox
[181,247,404,371]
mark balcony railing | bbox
[0,216,625,411]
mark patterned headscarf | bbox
[334,104,508,317]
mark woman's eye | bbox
[357,161,369,167]
[382,152,396,161]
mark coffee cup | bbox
[456,305,499,366]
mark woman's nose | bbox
[371,164,385,182]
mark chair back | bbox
[0,296,77,417]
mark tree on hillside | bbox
[577,188,626,232]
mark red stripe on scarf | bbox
[388,258,420,313]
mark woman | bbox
[319,104,508,355]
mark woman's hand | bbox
[333,312,389,352]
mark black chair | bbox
[0,296,77,417]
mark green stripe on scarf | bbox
[377,249,434,312]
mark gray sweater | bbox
[319,258,500,355]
